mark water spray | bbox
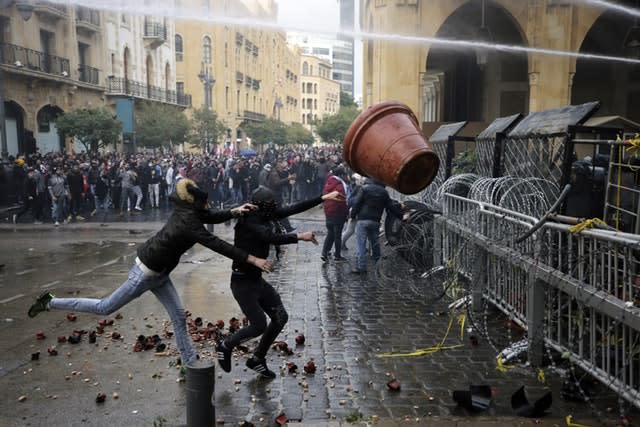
[41,0,640,65]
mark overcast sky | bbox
[276,0,339,34]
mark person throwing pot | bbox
[28,178,273,366]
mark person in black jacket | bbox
[216,186,342,378]
[27,178,273,367]
[349,178,405,274]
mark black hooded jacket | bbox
[137,180,249,274]
[231,196,322,278]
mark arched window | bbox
[203,36,212,64]
[175,34,183,62]
[302,62,309,75]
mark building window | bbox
[176,82,185,95]
[302,62,309,75]
[175,34,183,62]
[203,36,212,64]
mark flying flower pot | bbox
[343,101,439,194]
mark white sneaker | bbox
[54,221,60,226]
[134,206,142,211]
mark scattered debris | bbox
[511,385,552,418]
[95,392,107,403]
[386,379,401,391]
[452,385,492,411]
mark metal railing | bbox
[106,76,192,108]
[76,6,100,26]
[144,21,167,42]
[78,64,99,85]
[435,192,640,408]
[0,42,70,76]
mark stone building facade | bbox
[300,54,341,133]
[0,1,187,158]
[361,0,640,125]
[175,0,301,152]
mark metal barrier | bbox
[435,192,640,408]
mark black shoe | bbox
[28,292,55,318]
[320,255,329,262]
[246,356,276,379]
[216,340,232,372]
[334,256,347,262]
[350,269,365,275]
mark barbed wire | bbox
[380,173,639,422]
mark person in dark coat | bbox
[349,179,405,274]
[12,167,37,224]
[216,186,342,378]
[28,178,273,366]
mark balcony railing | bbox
[106,76,192,108]
[0,42,70,76]
[78,64,99,85]
[76,6,100,32]
[143,21,167,47]
[34,1,67,20]
[241,110,266,122]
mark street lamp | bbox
[197,62,215,110]
[474,0,492,68]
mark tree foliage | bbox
[136,102,190,148]
[189,107,227,152]
[242,118,288,146]
[315,106,360,145]
[55,107,122,153]
[339,91,358,108]
[286,123,314,146]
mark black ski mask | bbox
[251,186,278,219]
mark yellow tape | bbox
[376,315,463,358]
[565,415,590,427]
[568,218,608,234]
[457,314,466,340]
[496,356,515,373]
[537,368,546,384]
[624,133,640,158]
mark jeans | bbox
[356,219,381,271]
[341,219,357,248]
[148,183,160,207]
[49,263,197,364]
[51,196,66,223]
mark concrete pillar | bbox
[185,359,216,427]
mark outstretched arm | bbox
[201,203,257,224]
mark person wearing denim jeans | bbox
[28,178,273,366]
[48,167,68,226]
[349,178,405,274]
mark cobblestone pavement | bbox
[0,206,636,426]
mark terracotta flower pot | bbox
[343,101,439,194]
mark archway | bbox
[37,105,64,154]
[571,0,640,123]
[425,0,528,123]
[4,101,26,156]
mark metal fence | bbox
[434,192,640,408]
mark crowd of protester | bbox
[1,143,344,226]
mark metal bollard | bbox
[185,359,215,427]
